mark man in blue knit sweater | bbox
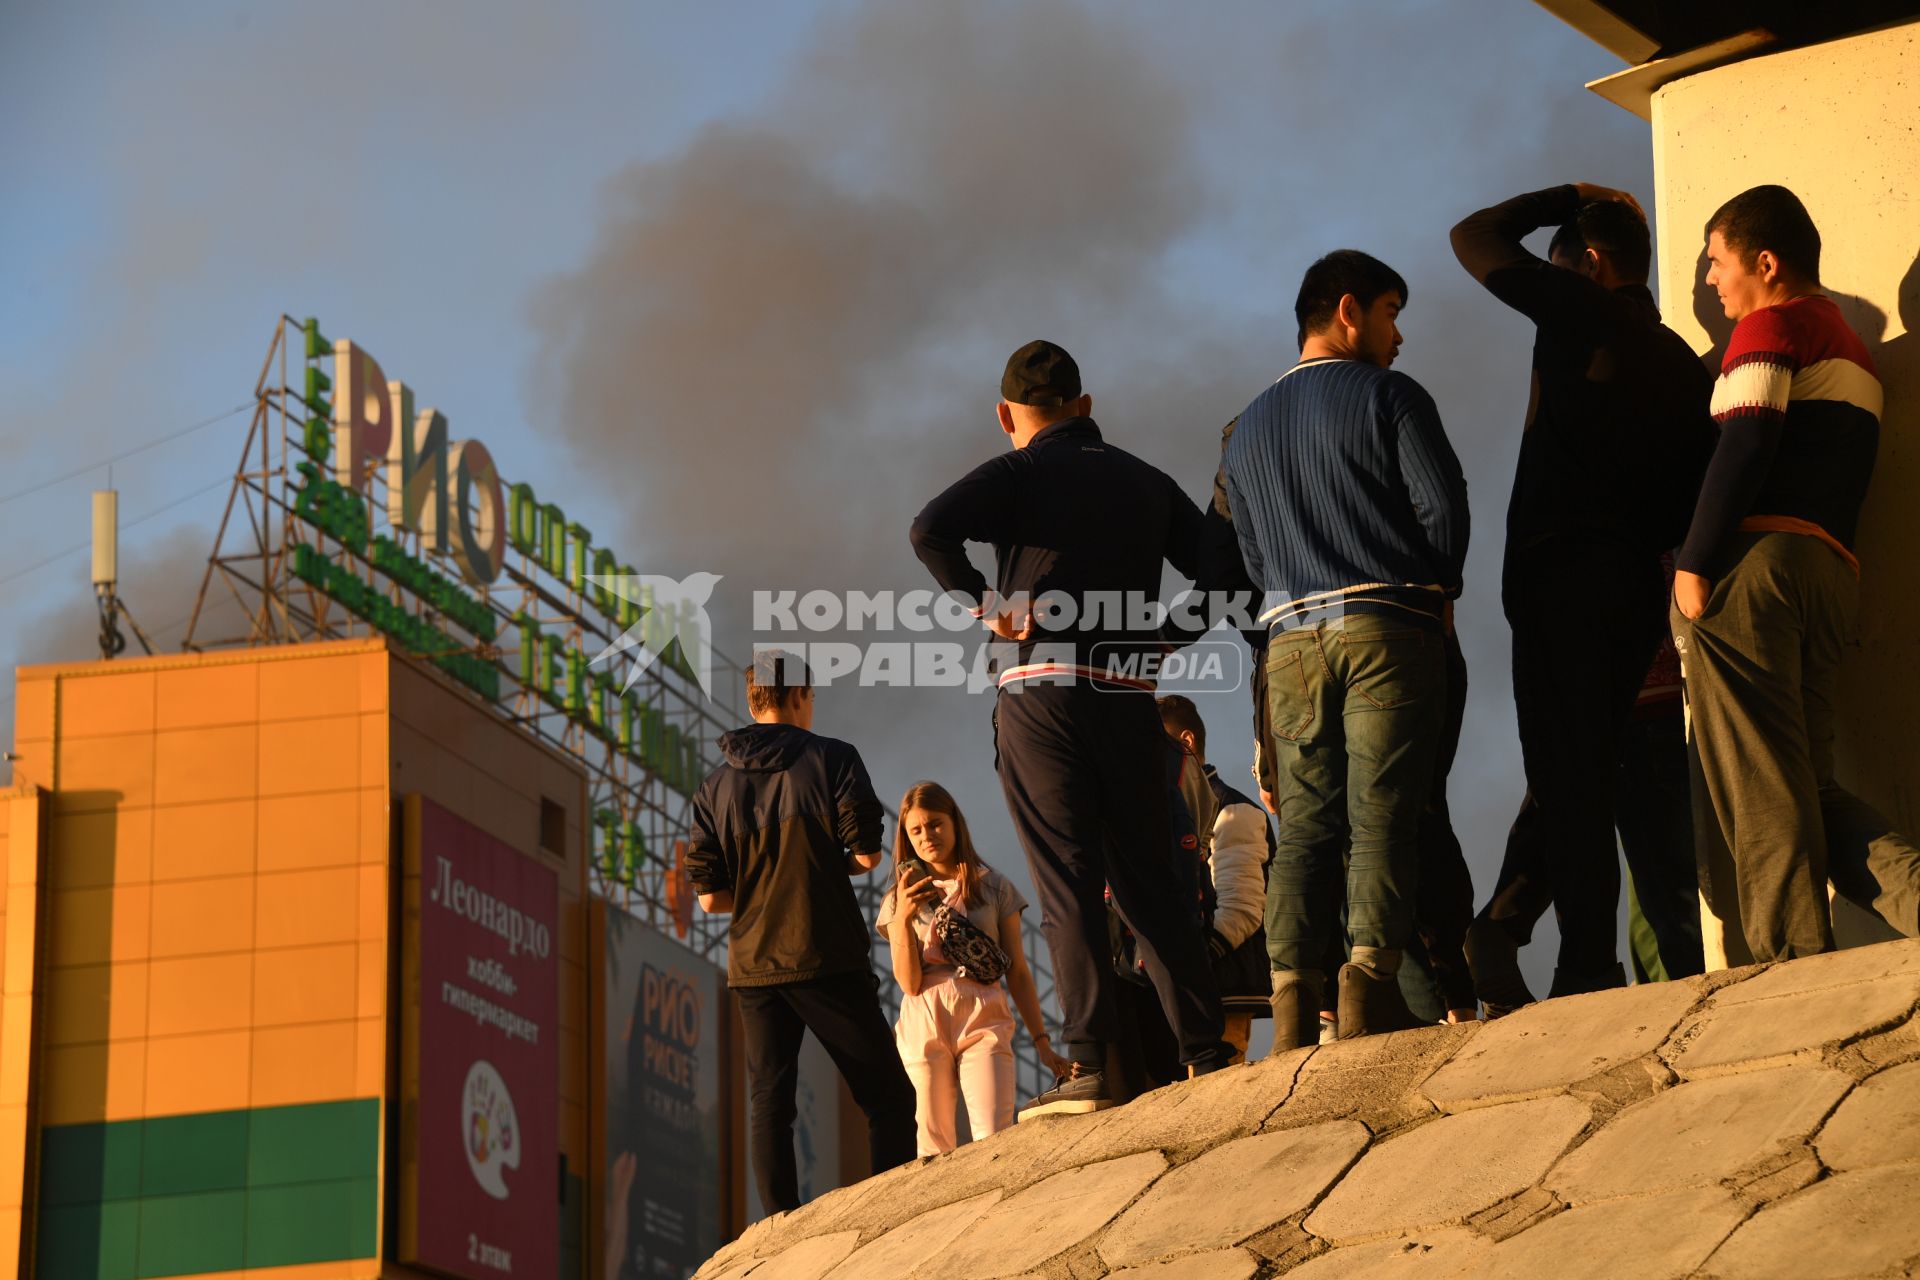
[1223,250,1470,1049]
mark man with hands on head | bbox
[1450,181,1713,1012]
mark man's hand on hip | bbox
[985,603,1033,642]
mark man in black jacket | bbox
[1450,185,1714,1009]
[686,651,914,1213]
[911,340,1230,1118]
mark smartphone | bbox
[899,855,935,890]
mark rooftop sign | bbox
[188,316,740,946]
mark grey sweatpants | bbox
[1672,531,1920,961]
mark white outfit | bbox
[1210,801,1270,949]
[876,866,1028,1155]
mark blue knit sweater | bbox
[1222,358,1469,632]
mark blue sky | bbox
[1,1,1655,996]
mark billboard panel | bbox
[402,794,561,1280]
[603,907,725,1279]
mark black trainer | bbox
[1464,916,1536,1019]
[1548,961,1628,999]
[1017,1069,1115,1121]
[1186,1051,1233,1079]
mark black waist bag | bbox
[932,904,1009,984]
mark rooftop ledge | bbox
[698,937,1920,1280]
[1586,29,1779,120]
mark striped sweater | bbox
[1677,294,1883,576]
[1222,358,1469,632]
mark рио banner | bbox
[603,909,724,1280]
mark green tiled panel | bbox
[38,1122,143,1206]
[35,1099,382,1279]
[141,1110,249,1199]
[34,1200,139,1280]
[246,1097,380,1187]
[137,1191,247,1277]
[246,1178,378,1269]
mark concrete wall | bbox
[1650,21,1920,959]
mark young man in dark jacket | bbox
[686,651,915,1213]
[1157,695,1272,1062]
[1450,184,1714,1009]
[910,340,1231,1118]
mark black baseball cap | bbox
[1000,340,1083,407]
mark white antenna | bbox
[91,490,153,659]
[92,490,118,595]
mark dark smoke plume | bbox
[525,0,1656,998]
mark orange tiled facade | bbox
[0,639,592,1279]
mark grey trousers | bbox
[1672,531,1920,961]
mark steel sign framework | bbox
[184,316,749,956]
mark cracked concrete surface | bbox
[1544,1065,1852,1201]
[1305,1096,1591,1244]
[1099,1124,1370,1268]
[693,939,1920,1280]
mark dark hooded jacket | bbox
[685,722,885,987]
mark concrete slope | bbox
[696,939,1920,1280]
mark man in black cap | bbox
[910,340,1231,1117]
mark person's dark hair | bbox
[1708,184,1821,284]
[746,648,812,715]
[1155,694,1207,758]
[1549,199,1652,282]
[1294,250,1408,348]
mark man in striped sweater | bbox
[1673,184,1920,960]
[1222,250,1470,1048]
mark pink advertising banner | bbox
[404,795,560,1280]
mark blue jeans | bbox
[1263,614,1447,973]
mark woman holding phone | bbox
[875,781,1069,1154]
